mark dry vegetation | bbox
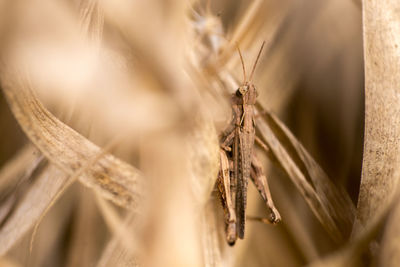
[0,0,398,266]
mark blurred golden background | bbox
[0,0,364,266]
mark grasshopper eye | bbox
[236,85,249,96]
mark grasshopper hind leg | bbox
[217,149,238,245]
[250,153,281,224]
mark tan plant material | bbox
[96,205,138,267]
[256,105,356,242]
[0,0,368,266]
[307,0,400,265]
[379,191,400,266]
[0,164,67,255]
[356,0,400,227]
[65,188,102,267]
[0,74,145,209]
[0,145,40,195]
[308,185,400,267]
[356,0,400,266]
[0,145,43,226]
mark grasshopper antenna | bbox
[236,43,247,83]
[249,41,266,82]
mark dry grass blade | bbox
[379,188,400,266]
[65,189,100,267]
[0,164,68,256]
[307,215,381,267]
[255,103,356,242]
[97,235,138,267]
[357,1,400,265]
[0,72,144,210]
[308,183,400,267]
[96,203,138,267]
[78,0,104,43]
[356,0,400,229]
[0,134,122,257]
[0,149,44,229]
[0,145,40,198]
[201,199,229,267]
[0,145,45,255]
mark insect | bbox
[218,42,281,245]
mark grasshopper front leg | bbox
[250,153,281,224]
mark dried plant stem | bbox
[0,145,40,194]
[29,142,114,253]
[356,0,400,228]
[95,197,139,267]
[0,72,144,210]
[0,164,67,256]
[358,0,400,265]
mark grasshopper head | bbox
[236,83,249,96]
[236,82,258,104]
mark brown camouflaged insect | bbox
[218,42,281,245]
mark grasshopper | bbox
[218,42,281,245]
